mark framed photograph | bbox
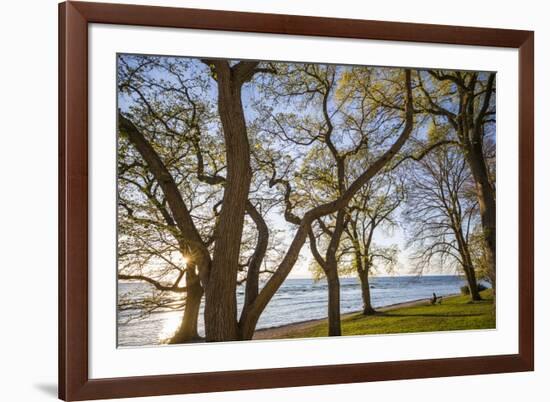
[59,1,534,400]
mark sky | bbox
[117,54,492,280]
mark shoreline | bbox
[253,294,460,340]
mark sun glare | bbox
[159,311,181,344]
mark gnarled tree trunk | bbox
[170,268,204,343]
[203,61,256,342]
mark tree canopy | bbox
[117,54,495,342]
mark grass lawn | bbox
[281,289,495,339]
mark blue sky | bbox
[118,54,495,279]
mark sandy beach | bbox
[253,295,458,340]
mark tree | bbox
[118,55,416,342]
[117,55,216,342]
[117,161,206,342]
[252,64,415,336]
[344,174,402,315]
[416,71,496,288]
[403,145,482,301]
[117,56,281,342]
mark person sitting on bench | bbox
[431,292,443,305]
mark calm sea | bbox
[118,275,471,347]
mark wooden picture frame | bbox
[59,1,534,400]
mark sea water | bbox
[117,275,473,347]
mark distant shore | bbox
[253,295,459,340]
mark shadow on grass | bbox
[379,313,484,318]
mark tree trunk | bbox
[238,202,269,341]
[463,262,481,301]
[323,207,347,337]
[326,270,342,336]
[204,61,254,342]
[169,269,204,343]
[237,312,257,341]
[463,73,496,292]
[456,229,482,302]
[465,143,496,292]
[461,242,482,301]
[359,269,376,315]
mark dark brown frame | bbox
[59,1,534,400]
